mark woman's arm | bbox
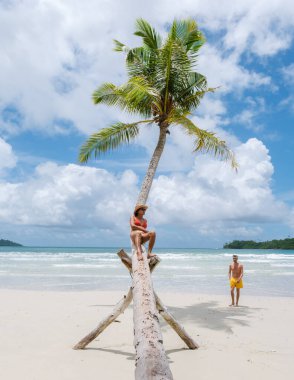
[130,216,148,233]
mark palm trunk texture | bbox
[136,125,167,205]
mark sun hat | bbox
[134,204,148,214]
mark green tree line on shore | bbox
[0,239,22,247]
[224,238,294,250]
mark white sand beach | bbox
[1,289,293,380]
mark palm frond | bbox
[126,47,153,78]
[124,76,162,113]
[183,72,208,95]
[176,87,218,111]
[92,82,140,115]
[92,82,121,106]
[180,19,205,53]
[113,39,130,53]
[92,79,160,117]
[169,19,206,67]
[170,115,238,168]
[134,18,162,50]
[154,19,208,111]
[158,35,192,111]
[85,18,234,171]
[79,120,153,163]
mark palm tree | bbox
[79,18,237,205]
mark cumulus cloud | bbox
[0,161,138,228]
[150,138,290,226]
[163,0,294,57]
[231,96,266,132]
[1,0,292,137]
[0,137,17,170]
[282,63,294,83]
[197,45,271,93]
[1,0,293,245]
[0,137,292,245]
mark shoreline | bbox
[1,286,294,298]
[1,248,294,297]
[1,289,293,379]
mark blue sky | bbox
[0,0,293,247]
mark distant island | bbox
[224,238,294,250]
[0,239,23,247]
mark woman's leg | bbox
[140,231,157,258]
[131,231,157,260]
[147,231,156,257]
[130,231,143,260]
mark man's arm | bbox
[228,265,232,280]
[237,265,243,282]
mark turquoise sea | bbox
[0,247,294,296]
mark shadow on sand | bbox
[82,299,262,362]
[89,298,262,334]
[160,300,263,334]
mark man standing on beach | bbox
[228,254,244,307]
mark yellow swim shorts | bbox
[230,277,243,289]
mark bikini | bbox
[134,217,147,229]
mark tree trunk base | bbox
[73,247,199,379]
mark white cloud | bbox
[135,107,240,174]
[0,137,17,170]
[0,161,138,228]
[220,0,293,56]
[198,223,264,240]
[278,95,294,113]
[282,63,294,83]
[1,0,292,138]
[1,0,293,245]
[197,45,271,93]
[156,0,294,56]
[0,137,292,245]
[231,96,266,132]
[149,138,291,229]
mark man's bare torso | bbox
[230,262,243,278]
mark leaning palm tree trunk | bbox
[132,243,173,380]
[133,124,173,378]
[136,124,168,205]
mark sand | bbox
[0,289,293,380]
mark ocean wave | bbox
[222,253,294,259]
[241,259,272,263]
[85,258,120,262]
[159,265,200,270]
[157,274,207,278]
[1,273,129,278]
[53,264,119,268]
[0,255,120,263]
[270,263,294,268]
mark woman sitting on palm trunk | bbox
[130,205,157,261]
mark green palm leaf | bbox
[169,114,237,168]
[79,120,153,163]
[172,19,205,53]
[113,39,130,53]
[134,18,162,50]
[82,18,237,171]
[178,87,218,111]
[92,77,161,117]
